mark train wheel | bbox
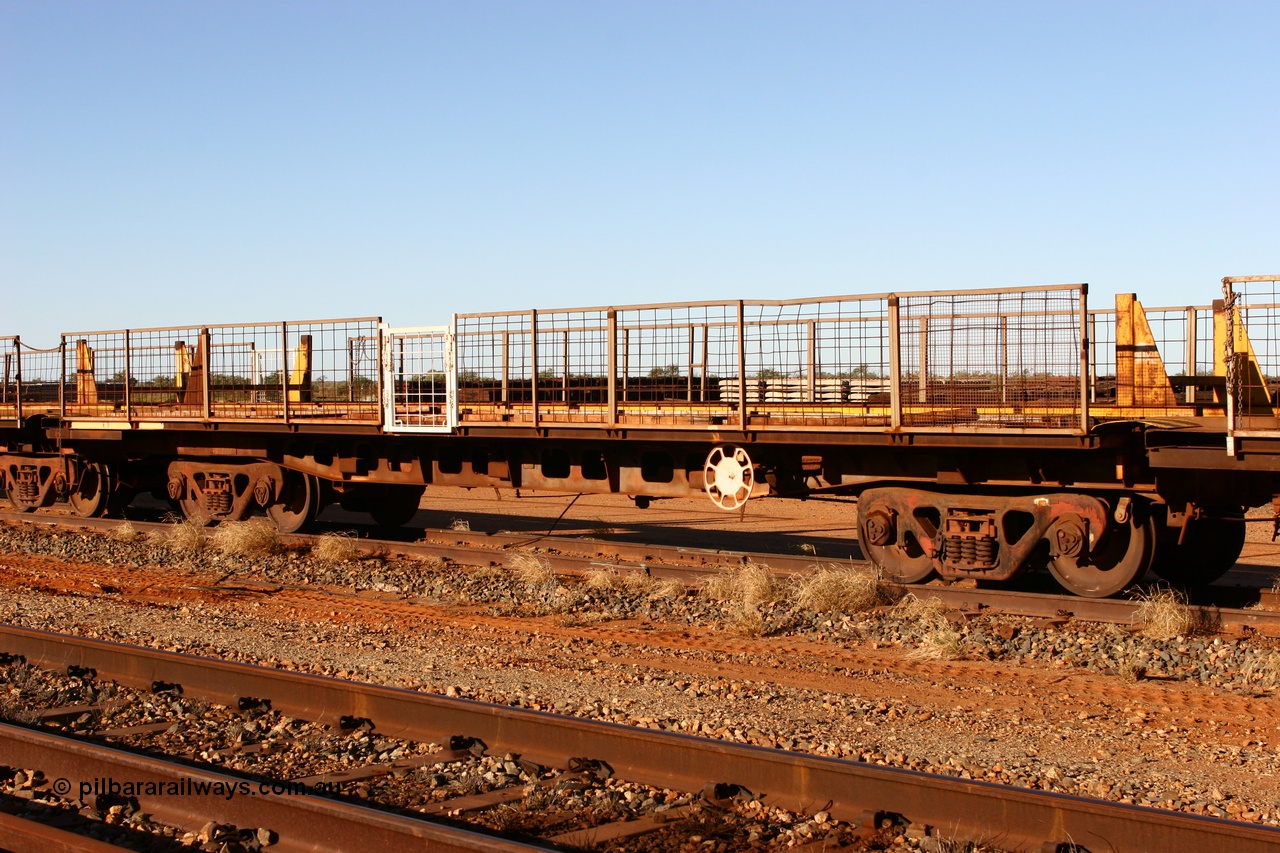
[704,446,754,510]
[857,511,935,583]
[267,471,320,534]
[1048,503,1155,597]
[1151,512,1246,587]
[367,485,425,528]
[68,464,111,518]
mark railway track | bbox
[4,507,1280,636]
[3,624,1280,852]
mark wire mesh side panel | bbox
[282,319,381,421]
[1087,305,1213,409]
[534,309,610,423]
[454,312,533,423]
[384,327,454,432]
[0,338,17,413]
[896,288,1083,430]
[738,298,891,425]
[58,331,129,417]
[4,339,63,417]
[205,324,285,418]
[54,318,382,423]
[1225,277,1280,435]
[1087,310,1116,405]
[615,303,740,425]
[1141,305,1214,405]
[124,327,208,417]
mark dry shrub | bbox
[211,518,280,557]
[731,606,767,638]
[650,577,687,600]
[700,563,785,608]
[449,518,471,532]
[165,517,209,554]
[1118,656,1146,683]
[583,567,623,590]
[511,554,556,589]
[910,627,966,660]
[1133,587,1196,639]
[892,593,966,658]
[892,593,948,623]
[106,521,141,543]
[623,571,655,593]
[0,695,40,726]
[312,533,359,563]
[796,565,896,614]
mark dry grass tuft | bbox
[583,567,623,590]
[312,532,359,562]
[1118,656,1146,683]
[623,571,655,593]
[650,577,688,600]
[1133,587,1196,639]
[910,627,966,660]
[730,606,767,638]
[511,554,556,589]
[211,518,280,556]
[165,517,210,553]
[106,521,142,543]
[795,565,896,614]
[449,518,471,532]
[700,563,785,608]
[892,593,949,622]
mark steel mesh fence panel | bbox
[738,297,891,425]
[0,338,17,411]
[59,332,128,416]
[1086,305,1212,410]
[534,309,610,424]
[896,287,1083,430]
[1088,310,1116,405]
[208,324,285,417]
[4,338,62,417]
[282,319,381,421]
[1225,277,1280,436]
[54,319,380,423]
[454,311,534,423]
[616,302,739,426]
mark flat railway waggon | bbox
[3,275,1279,598]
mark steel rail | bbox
[3,508,1279,635]
[0,812,134,853]
[0,721,543,853]
[3,624,1279,853]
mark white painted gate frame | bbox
[380,322,457,433]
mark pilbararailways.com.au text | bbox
[64,777,326,801]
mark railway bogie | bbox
[2,275,1279,596]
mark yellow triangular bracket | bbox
[1115,294,1176,407]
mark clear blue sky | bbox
[2,1,1276,345]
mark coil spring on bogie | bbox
[206,489,232,515]
[943,533,998,568]
[16,480,38,502]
